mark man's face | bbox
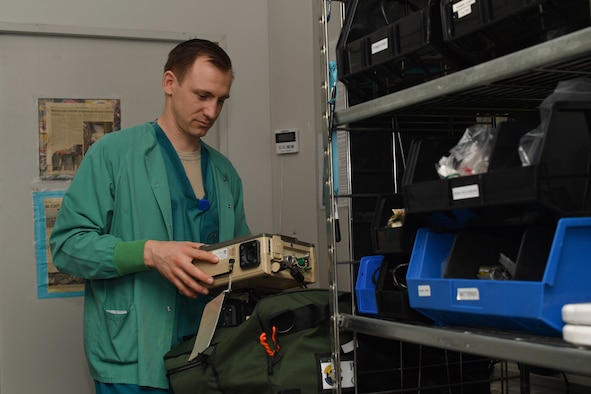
[165,56,232,140]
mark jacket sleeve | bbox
[49,137,147,279]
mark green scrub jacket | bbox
[49,122,250,389]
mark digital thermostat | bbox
[274,128,299,154]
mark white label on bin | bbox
[452,184,479,200]
[418,285,431,297]
[457,287,480,301]
[452,0,475,18]
[371,38,388,55]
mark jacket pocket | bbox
[89,304,138,363]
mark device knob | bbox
[271,262,283,273]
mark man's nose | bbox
[203,101,219,119]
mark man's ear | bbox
[162,70,176,95]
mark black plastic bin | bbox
[440,0,591,66]
[371,195,407,255]
[401,101,591,228]
[336,0,467,102]
[376,256,434,323]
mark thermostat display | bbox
[274,128,299,154]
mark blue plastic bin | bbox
[355,255,384,315]
[406,217,591,337]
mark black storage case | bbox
[336,0,467,102]
[440,0,591,66]
[376,256,434,323]
[402,102,591,229]
[371,195,406,255]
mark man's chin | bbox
[190,127,210,138]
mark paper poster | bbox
[38,98,121,179]
[33,190,84,298]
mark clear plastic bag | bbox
[517,125,543,166]
[519,77,591,166]
[436,124,496,178]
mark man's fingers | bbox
[174,269,211,298]
[189,248,220,264]
[143,240,218,297]
[181,262,215,294]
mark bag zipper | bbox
[166,356,205,377]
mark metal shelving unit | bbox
[335,27,591,124]
[321,4,591,389]
[339,314,591,377]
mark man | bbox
[50,39,250,393]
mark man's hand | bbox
[143,240,218,298]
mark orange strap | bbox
[259,326,280,357]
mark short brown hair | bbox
[164,38,233,83]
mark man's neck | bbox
[156,117,200,152]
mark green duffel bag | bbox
[164,288,355,394]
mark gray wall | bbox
[269,0,328,285]
[0,1,324,393]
